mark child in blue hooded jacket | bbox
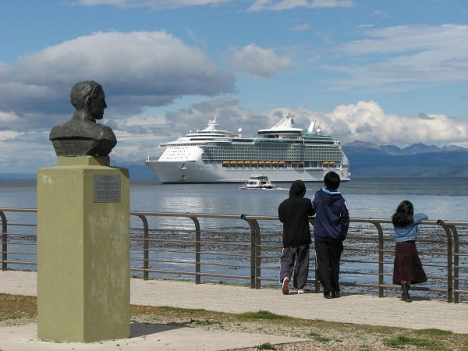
[312,171,349,298]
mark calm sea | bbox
[1,177,467,221]
[1,177,467,293]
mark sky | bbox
[0,0,467,174]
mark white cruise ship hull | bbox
[145,114,351,184]
[146,159,350,184]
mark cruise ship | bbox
[145,113,350,184]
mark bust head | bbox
[70,81,107,120]
[49,81,116,157]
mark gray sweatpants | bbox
[279,245,310,289]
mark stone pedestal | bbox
[37,156,130,342]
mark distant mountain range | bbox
[342,141,468,178]
[2,142,468,180]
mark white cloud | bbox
[1,97,467,173]
[70,0,354,10]
[291,23,311,31]
[0,131,20,141]
[339,25,467,55]
[69,0,234,10]
[248,0,354,11]
[322,25,468,90]
[370,10,388,19]
[0,131,56,172]
[314,101,468,146]
[0,111,22,126]
[123,99,468,164]
[0,30,237,173]
[0,31,235,129]
[72,0,126,5]
[223,44,293,77]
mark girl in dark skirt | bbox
[392,200,428,302]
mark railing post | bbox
[449,224,460,303]
[186,215,201,284]
[308,218,320,293]
[369,220,385,298]
[313,256,320,293]
[241,215,261,289]
[437,220,453,303]
[1,211,7,271]
[135,214,149,280]
[255,224,261,289]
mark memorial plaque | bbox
[94,175,121,203]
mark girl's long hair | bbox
[392,200,414,228]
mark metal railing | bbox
[1,208,38,271]
[1,207,467,303]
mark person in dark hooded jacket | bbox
[312,171,349,299]
[278,180,315,295]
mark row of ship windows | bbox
[204,146,337,151]
[162,146,342,160]
[163,145,338,152]
[163,141,336,147]
[164,149,342,158]
[219,160,338,168]
[202,152,342,159]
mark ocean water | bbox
[1,177,467,295]
[1,177,468,221]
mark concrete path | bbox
[1,271,467,350]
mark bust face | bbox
[89,89,107,120]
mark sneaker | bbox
[332,290,340,298]
[297,289,305,294]
[282,277,290,295]
[324,291,334,299]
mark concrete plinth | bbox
[37,156,130,342]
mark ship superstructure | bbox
[145,113,350,183]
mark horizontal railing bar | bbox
[130,267,251,280]
[132,258,251,269]
[2,260,36,265]
[0,208,37,213]
[1,243,37,249]
[1,253,37,257]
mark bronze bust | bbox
[50,81,117,157]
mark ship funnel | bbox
[308,121,316,133]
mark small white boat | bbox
[240,175,275,190]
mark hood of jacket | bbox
[319,187,343,204]
[289,180,306,198]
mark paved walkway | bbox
[1,271,467,350]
